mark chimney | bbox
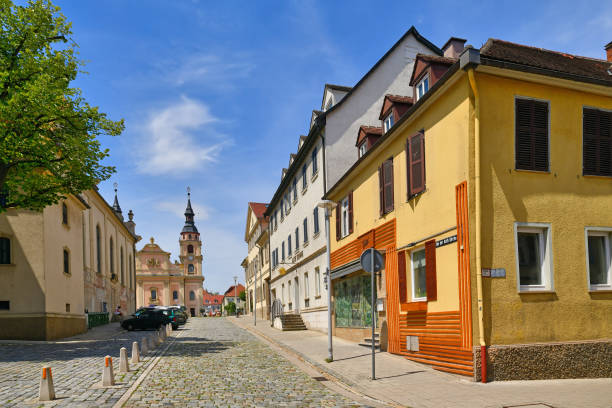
[606,41,612,62]
[442,37,467,59]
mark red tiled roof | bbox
[224,284,245,298]
[202,290,224,305]
[385,94,414,104]
[248,202,268,220]
[356,126,383,146]
[415,54,457,65]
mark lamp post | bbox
[233,275,238,317]
[318,200,336,362]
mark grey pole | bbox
[233,276,238,317]
[371,248,376,380]
[325,207,333,362]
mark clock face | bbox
[188,255,194,261]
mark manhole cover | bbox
[312,376,329,381]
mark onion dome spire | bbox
[182,187,198,233]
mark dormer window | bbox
[416,75,429,101]
[358,143,367,158]
[383,113,394,133]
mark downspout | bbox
[461,47,487,383]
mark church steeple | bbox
[181,187,199,234]
[112,182,123,221]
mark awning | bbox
[331,259,363,280]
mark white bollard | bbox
[38,366,55,401]
[166,324,170,336]
[102,355,115,386]
[131,341,140,364]
[169,323,173,332]
[119,347,129,372]
[141,336,148,354]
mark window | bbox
[173,290,178,300]
[288,235,292,256]
[295,227,299,251]
[407,132,425,197]
[416,75,429,101]
[515,98,549,172]
[411,249,426,300]
[0,237,10,264]
[586,228,612,290]
[282,242,285,261]
[274,210,278,230]
[286,193,291,210]
[96,225,101,273]
[189,291,195,301]
[383,113,394,133]
[188,264,194,273]
[315,267,321,296]
[65,303,70,313]
[304,272,309,298]
[359,143,367,158]
[583,107,612,177]
[303,218,308,243]
[515,223,553,292]
[151,289,157,300]
[109,237,114,276]
[61,203,68,225]
[0,301,9,310]
[188,244,194,254]
[280,200,284,219]
[282,284,285,303]
[379,158,394,214]
[120,247,125,284]
[312,147,318,175]
[336,193,353,240]
[292,178,298,201]
[313,207,320,235]
[302,164,307,190]
[63,249,70,275]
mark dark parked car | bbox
[158,307,185,330]
[121,310,170,331]
[167,306,187,324]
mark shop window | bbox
[515,223,553,292]
[334,275,373,328]
[586,228,612,290]
[411,249,427,301]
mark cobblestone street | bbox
[123,318,364,407]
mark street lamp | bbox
[318,200,337,362]
[233,275,238,317]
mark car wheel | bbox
[126,323,133,331]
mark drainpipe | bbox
[461,47,487,383]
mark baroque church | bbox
[135,191,204,316]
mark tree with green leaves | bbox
[224,301,236,316]
[0,0,124,212]
[239,290,246,302]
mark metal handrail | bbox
[271,298,283,323]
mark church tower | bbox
[179,188,204,316]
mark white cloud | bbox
[137,96,227,176]
[172,54,255,88]
[156,200,210,221]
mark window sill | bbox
[582,173,612,179]
[302,187,308,195]
[63,272,71,278]
[313,231,320,239]
[518,289,555,294]
[513,168,551,175]
[589,288,612,292]
[303,241,309,247]
[311,171,319,183]
[315,295,321,299]
[0,264,16,267]
[407,189,426,201]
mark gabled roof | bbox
[480,39,612,85]
[325,26,442,116]
[224,284,245,298]
[379,94,414,120]
[320,83,352,110]
[356,126,383,146]
[409,54,457,85]
[245,202,269,241]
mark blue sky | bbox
[53,0,611,293]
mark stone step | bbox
[358,342,380,349]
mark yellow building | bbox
[243,202,270,320]
[0,187,140,340]
[325,39,612,381]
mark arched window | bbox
[0,237,10,264]
[173,290,178,300]
[120,247,125,284]
[63,248,70,275]
[151,288,157,300]
[61,203,68,225]
[109,237,114,277]
[96,225,101,273]
[187,244,194,254]
[188,264,194,274]
[189,290,195,301]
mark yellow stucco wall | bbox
[329,75,471,314]
[476,71,612,344]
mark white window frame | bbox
[416,75,429,101]
[383,113,394,133]
[585,227,612,291]
[341,197,349,238]
[514,222,554,292]
[315,267,321,296]
[411,248,427,302]
[358,143,367,158]
[304,272,309,299]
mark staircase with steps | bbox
[279,313,307,331]
[358,332,380,349]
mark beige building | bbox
[243,202,270,320]
[0,187,140,340]
[135,193,204,317]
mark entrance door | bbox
[294,277,300,313]
[190,308,195,317]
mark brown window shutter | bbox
[383,158,394,212]
[409,133,425,195]
[398,250,407,303]
[515,98,549,171]
[583,108,612,176]
[348,191,354,234]
[425,239,437,301]
[406,138,411,200]
[378,166,384,216]
[335,203,341,241]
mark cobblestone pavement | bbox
[0,322,169,407]
[123,318,366,407]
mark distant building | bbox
[135,192,204,317]
[222,284,245,315]
[202,290,223,315]
[243,202,270,320]
[0,187,140,340]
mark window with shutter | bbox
[383,158,394,213]
[348,191,354,234]
[378,166,384,216]
[407,132,425,197]
[335,204,341,240]
[583,107,612,177]
[425,240,437,301]
[398,251,407,303]
[515,98,549,172]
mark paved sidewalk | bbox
[231,317,612,408]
